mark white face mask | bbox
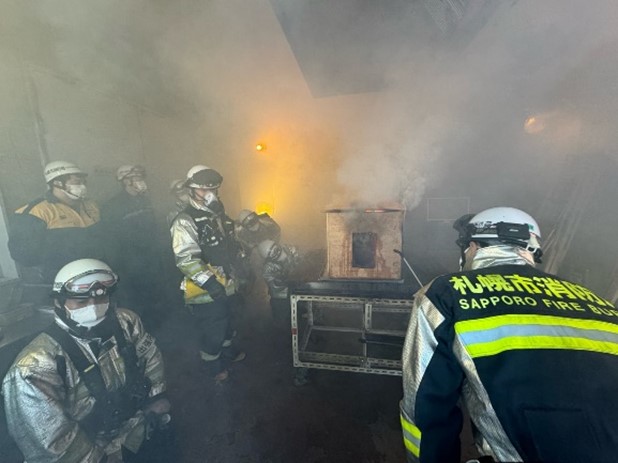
[132,180,148,194]
[66,302,109,328]
[65,184,87,200]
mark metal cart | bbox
[290,280,417,376]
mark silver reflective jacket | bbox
[2,308,166,462]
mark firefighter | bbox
[400,207,618,463]
[2,259,177,462]
[170,165,245,382]
[7,160,103,284]
[235,209,281,255]
[101,165,167,328]
[166,178,190,227]
[257,239,309,386]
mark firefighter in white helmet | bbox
[170,165,245,382]
[400,207,618,463]
[166,178,190,227]
[8,161,103,284]
[2,259,178,462]
[101,165,167,328]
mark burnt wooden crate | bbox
[325,208,404,280]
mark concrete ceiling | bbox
[268,0,499,97]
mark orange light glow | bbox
[255,143,267,152]
[255,201,274,216]
[524,115,545,134]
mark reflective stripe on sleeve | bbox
[455,314,618,358]
[400,413,421,458]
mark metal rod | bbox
[393,249,423,288]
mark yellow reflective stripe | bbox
[465,335,618,358]
[400,414,421,457]
[455,314,618,359]
[456,314,618,334]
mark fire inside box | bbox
[291,207,417,376]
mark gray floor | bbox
[154,284,478,463]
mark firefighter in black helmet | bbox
[170,165,245,382]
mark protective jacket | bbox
[102,190,158,256]
[101,191,161,285]
[2,308,166,463]
[170,202,238,303]
[400,245,618,463]
[235,213,281,253]
[166,200,187,228]
[8,192,102,282]
[263,245,300,299]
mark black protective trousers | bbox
[189,297,232,358]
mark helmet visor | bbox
[189,169,222,189]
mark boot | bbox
[221,346,246,363]
[200,352,229,382]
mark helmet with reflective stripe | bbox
[44,161,86,183]
[185,165,222,189]
[53,259,118,299]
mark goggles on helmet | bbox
[56,270,118,299]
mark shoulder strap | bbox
[45,324,108,400]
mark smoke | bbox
[5,0,618,287]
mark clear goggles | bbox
[58,270,118,299]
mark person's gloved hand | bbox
[201,276,226,300]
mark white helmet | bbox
[53,258,118,299]
[169,178,185,193]
[116,164,145,182]
[185,165,222,189]
[44,161,86,184]
[456,207,542,262]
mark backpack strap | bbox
[45,323,108,401]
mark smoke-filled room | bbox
[1,1,618,462]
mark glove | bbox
[201,276,226,300]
